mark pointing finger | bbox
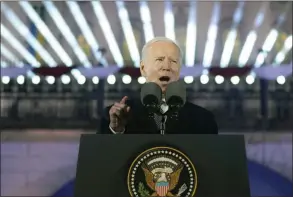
[120,96,128,104]
[114,102,127,109]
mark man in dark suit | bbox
[100,37,218,134]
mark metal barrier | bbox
[1,90,292,130]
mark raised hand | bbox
[109,96,130,133]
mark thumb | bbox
[120,96,128,104]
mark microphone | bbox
[165,80,186,118]
[140,82,162,115]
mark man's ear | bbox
[140,60,146,77]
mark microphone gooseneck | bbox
[160,115,167,135]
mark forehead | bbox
[146,41,180,58]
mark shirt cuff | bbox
[109,126,125,134]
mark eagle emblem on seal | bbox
[127,147,197,197]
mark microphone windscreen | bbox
[140,82,162,106]
[165,80,186,106]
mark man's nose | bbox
[162,60,171,70]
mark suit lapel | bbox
[129,99,158,134]
[166,115,180,134]
[166,104,186,134]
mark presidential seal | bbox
[127,147,197,197]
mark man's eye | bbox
[156,58,163,61]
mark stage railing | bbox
[1,91,292,130]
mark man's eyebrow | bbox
[168,57,178,61]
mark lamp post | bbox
[96,48,107,128]
[258,49,269,130]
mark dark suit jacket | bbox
[99,99,218,134]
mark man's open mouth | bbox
[159,76,170,82]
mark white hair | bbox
[141,37,183,64]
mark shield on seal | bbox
[155,181,170,196]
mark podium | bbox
[74,134,250,197]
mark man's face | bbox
[140,41,181,93]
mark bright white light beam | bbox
[1,24,40,67]
[273,35,292,65]
[185,1,197,67]
[164,0,175,40]
[139,1,154,42]
[254,9,289,67]
[220,2,245,67]
[1,60,9,68]
[43,0,92,68]
[1,43,20,64]
[66,1,108,66]
[202,2,221,67]
[20,1,81,79]
[238,3,267,67]
[91,1,124,67]
[1,2,57,67]
[19,1,73,67]
[116,1,140,67]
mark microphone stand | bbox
[160,104,181,135]
[145,103,181,135]
[160,115,167,135]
